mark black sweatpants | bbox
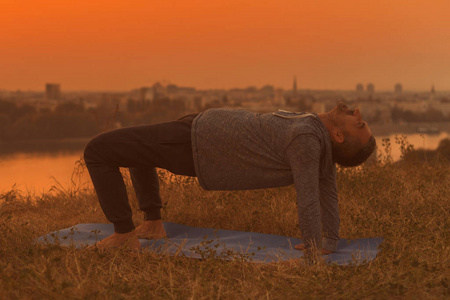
[84,114,198,233]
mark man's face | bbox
[330,103,373,146]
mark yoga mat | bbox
[37,223,383,265]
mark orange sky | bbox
[1,0,450,91]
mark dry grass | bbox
[0,152,449,299]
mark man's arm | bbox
[290,168,340,254]
[319,167,340,252]
[285,134,322,252]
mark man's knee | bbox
[84,135,103,163]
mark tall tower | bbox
[45,83,61,100]
[293,76,298,98]
[394,83,403,94]
[430,84,436,102]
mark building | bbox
[356,83,364,93]
[358,102,392,123]
[152,82,167,100]
[366,83,375,94]
[139,87,152,102]
[395,100,428,114]
[45,83,61,100]
[394,83,403,94]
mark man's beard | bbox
[329,102,355,126]
[336,102,355,115]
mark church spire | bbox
[293,76,298,97]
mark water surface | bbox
[0,152,89,194]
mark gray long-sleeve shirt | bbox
[191,108,339,251]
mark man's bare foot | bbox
[88,231,141,251]
[135,219,167,239]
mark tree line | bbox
[0,98,191,141]
[0,100,100,140]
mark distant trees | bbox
[284,94,314,112]
[3,94,450,142]
[391,107,448,123]
[260,85,275,96]
[0,100,98,140]
[0,100,36,120]
[54,101,84,114]
[124,96,190,126]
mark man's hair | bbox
[332,134,377,167]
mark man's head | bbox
[322,102,376,167]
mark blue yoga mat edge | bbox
[36,222,383,265]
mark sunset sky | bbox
[1,0,449,91]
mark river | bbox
[0,152,91,194]
[0,132,449,194]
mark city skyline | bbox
[1,80,446,94]
[1,0,450,91]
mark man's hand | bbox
[294,243,333,255]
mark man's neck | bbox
[318,112,335,135]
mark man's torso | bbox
[191,108,334,190]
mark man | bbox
[83,103,376,254]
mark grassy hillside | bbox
[0,149,449,299]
